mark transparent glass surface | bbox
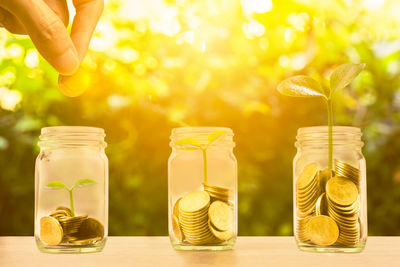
[293,126,367,253]
[168,127,237,250]
[35,126,108,253]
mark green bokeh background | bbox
[1,0,400,236]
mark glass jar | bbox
[168,127,237,250]
[293,126,367,253]
[35,126,108,253]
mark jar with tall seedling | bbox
[278,63,368,252]
[168,127,237,250]
[35,126,108,253]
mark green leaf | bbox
[72,178,97,189]
[277,75,326,98]
[330,63,365,94]
[45,181,69,190]
[207,130,228,147]
[175,137,202,150]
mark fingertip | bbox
[54,48,80,76]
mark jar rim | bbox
[296,125,363,148]
[41,126,105,135]
[297,126,361,135]
[39,126,106,148]
[171,126,233,135]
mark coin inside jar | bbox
[306,215,339,246]
[76,217,104,240]
[40,216,64,246]
[179,190,210,213]
[296,162,319,190]
[326,176,358,206]
[208,200,233,232]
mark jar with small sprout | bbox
[168,127,237,250]
[277,63,368,252]
[35,126,108,253]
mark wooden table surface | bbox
[0,236,399,267]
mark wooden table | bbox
[0,236,398,266]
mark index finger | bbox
[70,0,104,60]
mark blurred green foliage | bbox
[1,0,400,236]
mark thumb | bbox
[3,0,79,75]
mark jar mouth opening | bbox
[41,126,105,135]
[39,126,106,148]
[171,127,233,135]
[297,126,361,135]
[296,126,363,148]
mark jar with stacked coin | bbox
[35,127,108,253]
[168,127,237,250]
[294,126,367,252]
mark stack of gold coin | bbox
[208,201,233,242]
[178,190,215,245]
[334,159,360,190]
[172,198,184,242]
[315,192,328,216]
[41,206,104,246]
[326,176,360,247]
[69,217,105,244]
[203,183,233,202]
[49,206,72,220]
[296,162,320,218]
[59,215,88,235]
[296,216,311,243]
[318,168,333,193]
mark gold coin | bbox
[296,162,319,190]
[306,215,339,246]
[208,220,233,241]
[315,193,328,216]
[40,216,63,246]
[326,177,358,206]
[58,67,90,97]
[77,217,104,239]
[55,206,72,217]
[319,168,332,191]
[208,201,233,232]
[207,191,230,202]
[173,198,181,218]
[179,190,210,213]
[172,215,183,242]
[203,183,231,194]
[59,215,88,235]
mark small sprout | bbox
[45,178,97,216]
[175,129,228,183]
[277,63,365,169]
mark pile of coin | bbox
[40,206,104,246]
[296,162,319,219]
[173,186,234,246]
[295,161,362,248]
[335,159,360,190]
[326,176,360,247]
[203,183,233,202]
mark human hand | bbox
[0,0,103,77]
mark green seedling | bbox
[277,63,365,169]
[45,178,97,216]
[175,129,228,184]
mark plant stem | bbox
[68,189,75,217]
[327,98,333,170]
[202,148,207,184]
